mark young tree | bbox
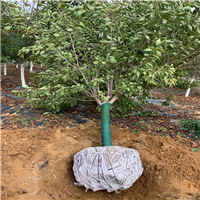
[9,0,200,145]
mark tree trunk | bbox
[30,61,33,72]
[101,102,112,146]
[21,62,27,87]
[4,63,7,75]
[185,75,195,97]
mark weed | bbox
[179,119,200,136]
[183,134,187,138]
[153,113,160,116]
[18,118,27,122]
[41,126,47,130]
[159,134,165,138]
[176,131,181,135]
[22,121,28,126]
[158,127,167,132]
[162,93,174,107]
[131,130,139,134]
[194,92,200,96]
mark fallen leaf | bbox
[190,148,199,152]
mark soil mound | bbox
[1,122,200,200]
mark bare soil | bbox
[1,125,200,200]
[1,64,200,200]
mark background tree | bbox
[9,0,200,144]
[1,0,40,64]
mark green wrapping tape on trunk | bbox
[101,102,112,146]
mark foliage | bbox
[1,56,8,63]
[8,0,200,113]
[179,119,200,136]
[110,96,152,117]
[176,78,200,90]
[162,93,174,107]
[14,69,86,112]
[1,1,36,63]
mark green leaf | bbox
[183,134,187,138]
[79,22,85,27]
[43,112,50,115]
[190,148,199,152]
[4,26,12,31]
[188,25,192,31]
[156,38,161,46]
[144,48,152,52]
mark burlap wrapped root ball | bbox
[73,146,143,193]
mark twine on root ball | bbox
[73,146,143,193]
[73,102,143,193]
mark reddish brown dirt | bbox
[1,124,200,200]
[1,64,200,200]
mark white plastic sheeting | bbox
[73,146,143,193]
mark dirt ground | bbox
[1,64,200,200]
[1,124,200,200]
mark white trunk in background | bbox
[41,63,43,67]
[185,88,191,97]
[4,63,7,75]
[21,62,27,87]
[30,61,33,72]
[185,75,195,97]
[16,64,18,68]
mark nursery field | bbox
[1,65,200,200]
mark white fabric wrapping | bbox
[73,146,143,193]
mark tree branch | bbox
[55,1,94,95]
[106,79,113,100]
[109,92,121,104]
[94,96,102,106]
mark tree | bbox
[9,0,200,145]
[1,1,33,63]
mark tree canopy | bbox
[0,0,37,63]
[7,0,200,113]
